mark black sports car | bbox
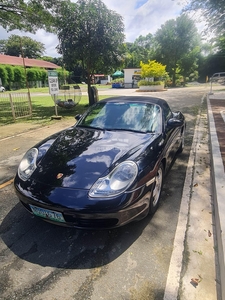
[14,96,185,229]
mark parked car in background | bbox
[14,96,185,229]
[0,86,5,92]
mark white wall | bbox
[124,68,141,88]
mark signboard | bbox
[48,71,59,95]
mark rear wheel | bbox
[149,163,164,214]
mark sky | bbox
[0,0,202,58]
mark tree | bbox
[0,39,6,54]
[135,34,154,49]
[184,0,225,35]
[40,56,64,68]
[122,34,157,68]
[56,0,125,105]
[185,1,225,71]
[178,47,200,84]
[2,35,45,58]
[0,0,67,33]
[155,14,200,86]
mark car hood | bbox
[33,127,156,189]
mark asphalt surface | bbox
[0,85,223,299]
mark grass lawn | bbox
[15,83,112,94]
[0,86,111,126]
[30,94,89,124]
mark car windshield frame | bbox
[76,101,162,134]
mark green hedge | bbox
[138,80,164,86]
[0,65,60,90]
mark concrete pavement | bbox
[164,90,225,300]
[208,92,225,300]
[164,93,218,300]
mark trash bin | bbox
[90,86,99,105]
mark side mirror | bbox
[75,114,82,121]
[167,118,184,128]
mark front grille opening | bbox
[64,214,118,228]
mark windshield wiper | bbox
[105,128,155,134]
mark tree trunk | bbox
[87,74,94,106]
[172,69,176,87]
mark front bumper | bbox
[14,176,153,229]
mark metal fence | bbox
[210,72,225,94]
[0,92,32,124]
[0,86,82,125]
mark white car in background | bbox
[0,86,5,92]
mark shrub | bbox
[140,60,167,79]
[57,68,70,85]
[0,66,8,86]
[112,78,124,83]
[13,67,26,89]
[138,80,164,87]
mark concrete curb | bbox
[207,94,225,300]
[164,94,217,299]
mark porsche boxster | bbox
[14,96,185,229]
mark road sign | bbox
[48,71,59,95]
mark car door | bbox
[162,102,179,170]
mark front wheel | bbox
[149,163,164,214]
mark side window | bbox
[162,102,172,122]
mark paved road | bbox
[0,85,217,299]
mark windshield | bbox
[77,101,162,133]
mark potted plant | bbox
[138,60,167,91]
[112,78,124,88]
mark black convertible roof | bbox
[99,96,168,107]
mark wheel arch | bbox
[161,157,166,172]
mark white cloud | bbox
[0,0,192,57]
[101,0,184,41]
[26,30,59,57]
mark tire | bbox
[149,163,164,214]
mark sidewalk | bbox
[0,119,74,185]
[207,92,225,300]
[169,92,225,300]
[0,122,44,140]
[164,95,219,300]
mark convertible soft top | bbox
[98,96,168,108]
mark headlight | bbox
[89,161,138,198]
[18,148,38,181]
